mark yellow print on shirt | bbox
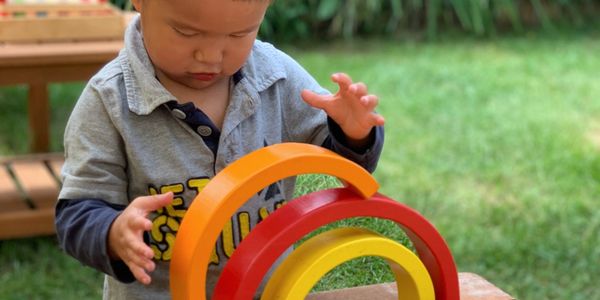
[149,179,286,263]
[148,182,187,261]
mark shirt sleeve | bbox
[267,44,384,170]
[59,82,129,204]
[321,117,384,173]
[55,198,136,283]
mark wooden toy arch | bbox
[212,188,459,300]
[261,227,436,300]
[170,143,379,300]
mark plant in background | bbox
[108,0,599,40]
[111,0,133,11]
[257,0,599,41]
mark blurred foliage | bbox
[109,0,600,41]
[111,0,133,11]
[260,0,599,41]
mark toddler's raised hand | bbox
[301,73,385,146]
[108,192,174,285]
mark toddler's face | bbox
[133,0,269,90]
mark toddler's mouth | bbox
[190,73,217,81]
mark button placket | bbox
[196,125,213,137]
[171,108,187,120]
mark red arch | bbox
[213,187,459,300]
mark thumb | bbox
[301,89,328,110]
[133,192,174,213]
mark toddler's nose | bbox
[194,47,223,65]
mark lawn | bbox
[1,28,599,299]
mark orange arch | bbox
[170,143,379,300]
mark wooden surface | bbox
[307,272,514,300]
[0,15,129,152]
[0,4,123,43]
[0,154,63,239]
[0,40,124,82]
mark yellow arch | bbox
[170,143,379,300]
[261,227,435,300]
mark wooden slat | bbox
[48,158,64,183]
[0,40,123,68]
[0,152,63,164]
[10,160,59,209]
[0,4,124,43]
[0,164,29,212]
[0,207,55,239]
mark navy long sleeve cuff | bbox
[322,117,384,173]
[55,199,135,283]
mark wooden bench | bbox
[0,153,63,239]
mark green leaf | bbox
[496,0,523,32]
[531,0,554,30]
[470,0,485,35]
[317,0,342,21]
[451,0,473,30]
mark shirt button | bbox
[171,108,187,119]
[196,125,212,137]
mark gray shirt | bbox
[58,16,383,299]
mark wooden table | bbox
[0,40,123,152]
[307,272,515,300]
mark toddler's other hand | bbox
[301,73,385,146]
[108,192,174,285]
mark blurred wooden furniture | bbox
[0,153,63,239]
[0,4,132,152]
[0,40,124,152]
[0,2,124,43]
[0,5,134,239]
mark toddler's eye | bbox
[229,32,249,38]
[173,27,197,37]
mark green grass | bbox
[0,237,103,300]
[2,28,600,299]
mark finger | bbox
[122,240,155,270]
[331,73,352,91]
[301,89,330,110]
[130,264,152,285]
[360,95,379,110]
[370,113,385,126]
[133,192,174,213]
[129,248,156,272]
[349,82,368,97]
[130,238,155,259]
[126,248,155,273]
[128,214,153,232]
